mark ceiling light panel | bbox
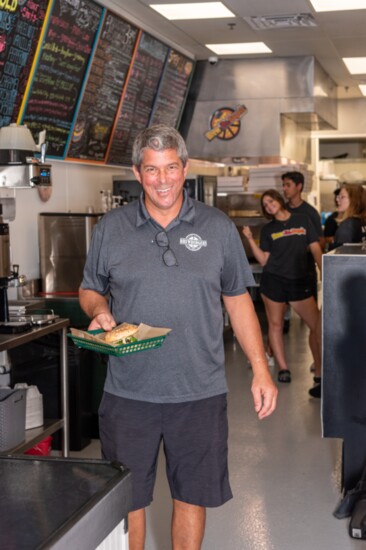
[206,42,272,55]
[245,13,317,30]
[309,0,366,11]
[343,57,366,74]
[150,2,235,20]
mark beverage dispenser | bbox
[0,123,51,189]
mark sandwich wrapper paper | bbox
[70,323,171,349]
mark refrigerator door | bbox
[39,213,101,293]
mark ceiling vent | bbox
[245,13,317,30]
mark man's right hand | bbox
[79,288,116,332]
[89,312,116,332]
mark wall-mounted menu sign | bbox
[20,0,102,157]
[149,49,195,128]
[0,0,49,128]
[107,32,169,166]
[67,11,138,162]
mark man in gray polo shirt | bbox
[79,125,277,550]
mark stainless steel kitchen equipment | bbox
[0,456,131,550]
[0,123,51,189]
[39,213,102,294]
[185,175,217,206]
[0,204,29,332]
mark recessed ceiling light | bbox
[343,57,366,74]
[359,85,366,96]
[150,2,235,20]
[206,42,272,55]
[309,0,366,11]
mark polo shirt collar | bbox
[136,189,196,228]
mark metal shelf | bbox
[0,319,69,457]
[4,419,64,454]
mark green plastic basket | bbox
[68,329,167,357]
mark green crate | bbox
[68,329,167,357]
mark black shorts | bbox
[99,392,233,511]
[260,271,314,303]
[308,270,318,300]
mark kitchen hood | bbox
[180,56,337,165]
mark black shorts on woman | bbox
[260,271,313,302]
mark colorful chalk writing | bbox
[21,0,102,157]
[107,32,168,166]
[0,0,48,127]
[67,10,138,162]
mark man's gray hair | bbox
[132,125,189,169]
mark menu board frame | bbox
[0,0,50,128]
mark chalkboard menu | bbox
[21,0,103,157]
[0,0,49,128]
[67,11,138,162]
[149,49,195,128]
[107,32,169,166]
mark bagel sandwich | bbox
[104,323,139,344]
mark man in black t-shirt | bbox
[281,171,323,384]
[282,171,324,296]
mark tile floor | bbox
[71,310,361,549]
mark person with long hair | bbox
[242,189,322,386]
[331,183,366,249]
[324,188,341,251]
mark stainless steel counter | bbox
[0,456,132,549]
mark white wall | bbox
[8,162,126,280]
[312,97,366,212]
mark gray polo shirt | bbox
[81,191,255,403]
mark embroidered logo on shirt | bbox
[180,234,207,251]
[272,227,306,240]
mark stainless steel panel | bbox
[39,214,101,293]
[182,56,337,162]
[0,165,31,188]
[190,57,315,101]
[186,98,282,160]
